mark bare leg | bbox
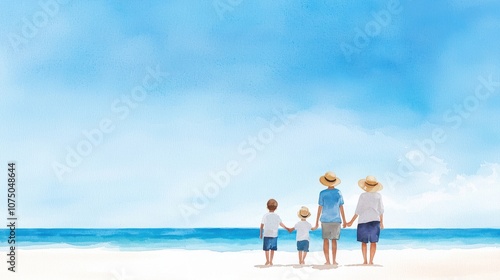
[270,250,275,265]
[361,243,368,264]
[331,239,338,265]
[323,239,331,264]
[265,250,270,265]
[369,242,377,265]
[298,251,302,264]
[302,251,308,264]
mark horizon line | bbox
[3,227,499,230]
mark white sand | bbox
[2,247,499,280]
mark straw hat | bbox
[319,171,341,187]
[297,206,311,219]
[358,175,383,192]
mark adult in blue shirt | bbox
[313,171,347,265]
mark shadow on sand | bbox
[310,264,339,270]
[344,263,383,267]
[255,263,383,269]
[254,264,340,270]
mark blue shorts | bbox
[357,221,380,243]
[263,237,278,251]
[297,240,309,252]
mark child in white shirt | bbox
[288,206,317,265]
[260,198,290,266]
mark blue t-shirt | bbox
[318,188,344,223]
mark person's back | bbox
[294,220,312,241]
[259,198,289,266]
[319,188,343,223]
[314,172,347,265]
[262,212,282,237]
[347,175,384,265]
[289,206,314,265]
[355,192,383,224]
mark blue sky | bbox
[0,0,499,228]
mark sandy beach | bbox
[2,247,499,280]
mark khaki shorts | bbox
[321,222,341,240]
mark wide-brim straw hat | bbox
[358,175,383,192]
[319,171,341,187]
[297,206,311,219]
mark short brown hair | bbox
[267,199,278,211]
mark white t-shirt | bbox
[355,192,384,224]
[294,220,312,241]
[261,212,282,237]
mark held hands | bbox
[346,217,357,227]
[311,222,319,231]
[342,222,347,228]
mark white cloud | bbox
[168,105,423,228]
[383,162,500,228]
[177,109,495,229]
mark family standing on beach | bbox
[259,171,384,266]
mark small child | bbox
[347,175,385,265]
[288,206,316,265]
[260,198,289,266]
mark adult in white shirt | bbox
[347,175,385,265]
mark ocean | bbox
[1,228,499,252]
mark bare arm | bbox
[259,223,264,239]
[347,214,358,227]
[340,205,347,228]
[279,222,289,232]
[313,205,322,230]
[380,214,384,229]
